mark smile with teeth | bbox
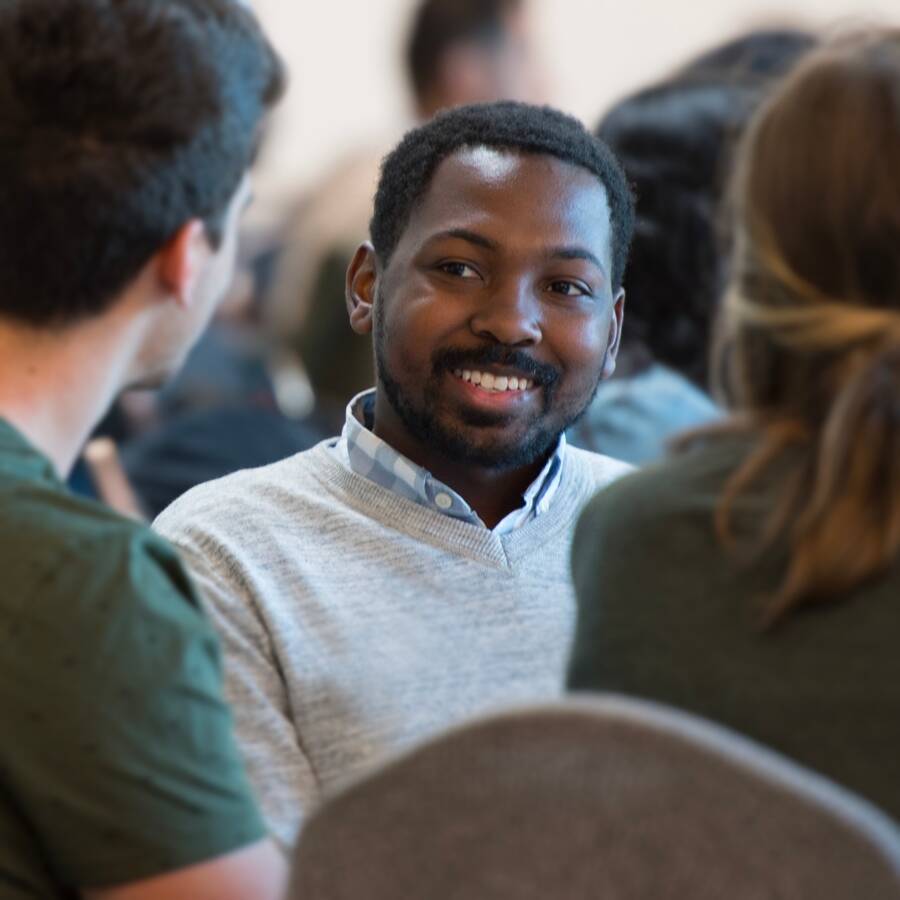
[453,369,534,393]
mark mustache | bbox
[433,345,559,387]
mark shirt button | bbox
[435,493,453,510]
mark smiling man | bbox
[155,102,635,843]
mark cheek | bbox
[549,310,611,379]
[383,288,466,371]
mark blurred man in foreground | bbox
[0,0,286,896]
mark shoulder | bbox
[563,444,635,491]
[155,440,338,536]
[153,440,352,584]
[0,482,226,736]
[574,439,744,555]
[0,477,200,623]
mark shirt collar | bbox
[339,389,565,534]
[0,418,60,485]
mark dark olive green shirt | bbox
[568,436,900,822]
[0,420,266,897]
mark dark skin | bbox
[347,147,624,528]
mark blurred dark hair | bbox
[680,27,820,81]
[0,0,285,327]
[372,101,635,292]
[599,28,816,386]
[406,0,521,104]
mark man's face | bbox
[365,147,623,471]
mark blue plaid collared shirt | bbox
[334,390,565,535]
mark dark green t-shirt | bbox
[568,435,900,822]
[0,420,266,897]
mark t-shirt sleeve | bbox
[2,527,267,890]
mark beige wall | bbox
[250,0,891,215]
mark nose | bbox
[469,277,542,347]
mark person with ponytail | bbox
[567,30,900,821]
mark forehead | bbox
[401,147,613,268]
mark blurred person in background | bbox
[265,0,546,432]
[408,0,544,120]
[681,26,821,79]
[156,102,634,845]
[0,0,289,896]
[568,30,900,821]
[570,29,816,464]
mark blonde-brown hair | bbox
[708,30,900,625]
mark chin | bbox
[435,419,562,471]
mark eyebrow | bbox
[548,246,605,271]
[425,228,499,251]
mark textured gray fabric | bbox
[290,696,900,900]
[154,440,630,845]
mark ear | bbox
[346,242,378,336]
[157,220,210,309]
[601,288,626,379]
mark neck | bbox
[372,391,550,529]
[0,308,146,477]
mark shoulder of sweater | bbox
[563,445,634,490]
[153,440,339,539]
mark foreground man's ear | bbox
[602,289,626,379]
[346,242,378,336]
[157,220,210,309]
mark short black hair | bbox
[371,101,635,291]
[0,0,284,327]
[406,0,521,104]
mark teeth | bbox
[454,369,536,393]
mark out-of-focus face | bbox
[360,147,623,471]
[427,7,548,116]
[134,174,252,387]
[486,7,547,105]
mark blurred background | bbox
[249,0,884,214]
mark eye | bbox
[439,261,481,279]
[548,280,591,297]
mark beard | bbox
[373,296,605,471]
